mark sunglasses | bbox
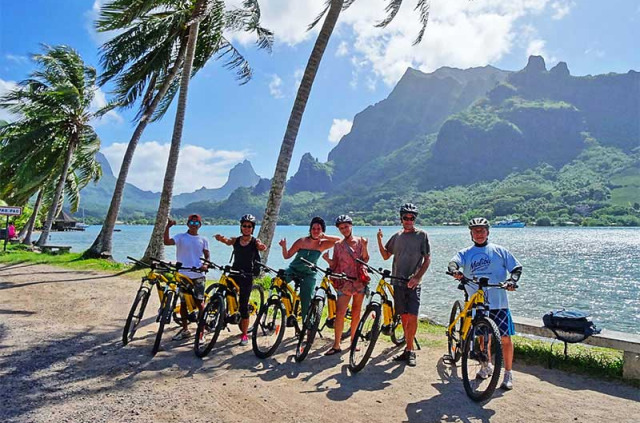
[241,224,254,229]
[402,215,416,221]
[188,220,201,226]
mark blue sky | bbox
[1,0,639,194]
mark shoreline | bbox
[0,254,634,386]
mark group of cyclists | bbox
[162,202,523,391]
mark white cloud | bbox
[268,74,284,98]
[236,1,553,87]
[293,68,304,89]
[526,39,557,65]
[90,87,123,126]
[550,1,575,20]
[0,79,20,122]
[5,54,28,64]
[336,41,349,57]
[85,0,124,45]
[584,48,605,59]
[226,0,323,46]
[328,119,353,143]
[101,141,251,194]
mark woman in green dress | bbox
[279,217,340,318]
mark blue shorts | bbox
[488,309,515,337]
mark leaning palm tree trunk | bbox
[142,14,203,262]
[21,189,43,246]
[257,0,342,263]
[84,48,188,260]
[36,136,77,247]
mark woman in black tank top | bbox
[214,214,267,345]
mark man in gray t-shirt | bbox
[377,203,431,367]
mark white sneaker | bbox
[476,362,494,379]
[501,371,513,390]
[172,328,191,340]
[239,335,249,346]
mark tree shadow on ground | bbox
[514,362,639,401]
[0,272,128,291]
[404,357,497,423]
[0,262,38,272]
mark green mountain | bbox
[181,56,639,226]
[172,160,260,208]
[75,155,260,222]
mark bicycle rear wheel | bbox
[252,299,286,358]
[123,287,151,346]
[295,298,323,362]
[447,300,464,363]
[152,290,174,355]
[247,284,265,334]
[349,304,381,373]
[390,313,405,346]
[194,294,225,357]
[461,316,503,402]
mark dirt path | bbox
[0,263,638,423]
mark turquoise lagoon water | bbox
[45,225,640,334]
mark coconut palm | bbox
[257,0,431,262]
[0,45,111,247]
[1,115,101,245]
[84,0,272,259]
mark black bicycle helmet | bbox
[335,214,353,226]
[240,214,256,226]
[399,202,419,216]
[468,217,490,229]
[310,216,326,232]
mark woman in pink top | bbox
[321,215,369,355]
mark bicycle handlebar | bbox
[299,257,356,281]
[147,257,203,274]
[355,258,409,282]
[445,271,518,290]
[127,256,172,272]
[200,258,248,277]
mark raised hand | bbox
[377,229,383,241]
[167,219,176,228]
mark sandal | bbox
[324,347,342,356]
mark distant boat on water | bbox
[494,219,526,228]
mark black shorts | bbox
[393,283,421,316]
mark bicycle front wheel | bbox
[252,299,286,358]
[447,300,464,363]
[247,284,265,334]
[123,287,151,346]
[152,290,174,355]
[295,298,323,362]
[349,304,381,373]
[461,316,503,402]
[194,294,225,358]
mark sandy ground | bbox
[0,262,638,423]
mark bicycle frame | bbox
[447,287,487,342]
[268,274,300,317]
[205,272,240,315]
[368,277,396,327]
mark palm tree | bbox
[0,45,110,247]
[84,0,272,259]
[1,117,100,245]
[257,0,431,262]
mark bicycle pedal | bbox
[442,354,455,365]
